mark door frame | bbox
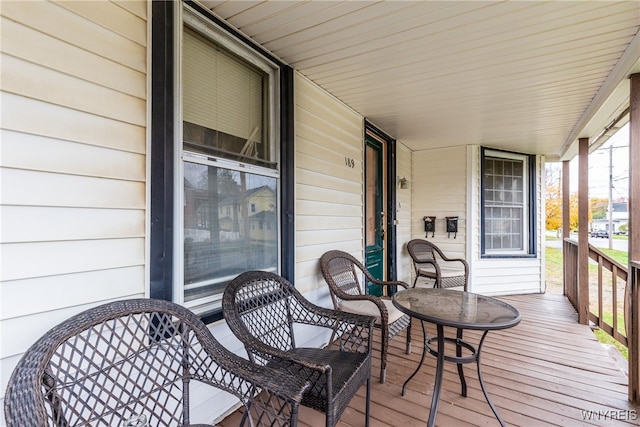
[364,121,397,281]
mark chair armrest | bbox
[366,278,410,291]
[358,264,410,291]
[204,343,311,406]
[292,297,376,353]
[226,328,334,373]
[291,290,375,325]
[335,292,389,322]
[432,246,469,268]
[416,259,441,273]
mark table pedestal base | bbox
[402,321,506,427]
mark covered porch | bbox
[222,293,635,426]
[2,2,640,425]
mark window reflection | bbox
[183,161,278,304]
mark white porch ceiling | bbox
[201,1,640,161]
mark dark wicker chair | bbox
[320,250,412,383]
[4,298,309,427]
[222,271,374,427]
[407,239,469,290]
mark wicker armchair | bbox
[320,250,412,383]
[4,298,309,427]
[222,271,374,427]
[407,239,469,290]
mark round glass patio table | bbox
[393,288,521,427]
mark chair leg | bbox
[380,332,388,383]
[365,377,371,427]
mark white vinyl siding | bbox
[0,0,147,407]
[294,73,364,297]
[396,142,413,285]
[411,146,468,286]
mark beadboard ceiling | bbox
[200,1,640,161]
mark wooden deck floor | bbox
[225,293,638,426]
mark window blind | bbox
[183,27,263,144]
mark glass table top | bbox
[393,288,521,330]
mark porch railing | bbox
[563,238,628,347]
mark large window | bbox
[176,4,281,317]
[481,148,535,257]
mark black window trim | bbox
[150,1,294,323]
[480,147,537,259]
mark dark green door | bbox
[365,135,385,296]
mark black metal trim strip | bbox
[280,66,296,282]
[150,1,175,302]
[528,154,537,255]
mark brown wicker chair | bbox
[222,271,374,427]
[320,250,412,383]
[407,239,469,290]
[4,298,309,427]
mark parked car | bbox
[591,229,609,238]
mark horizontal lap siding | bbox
[0,0,147,403]
[294,73,364,296]
[411,146,468,265]
[396,142,412,284]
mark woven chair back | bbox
[229,274,298,352]
[4,299,304,427]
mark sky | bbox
[569,122,629,199]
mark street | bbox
[546,235,628,251]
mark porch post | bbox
[562,160,570,240]
[562,160,572,300]
[578,137,590,324]
[628,73,640,403]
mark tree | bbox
[545,163,593,232]
[546,187,562,230]
[545,164,562,230]
[590,197,608,220]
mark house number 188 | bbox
[345,157,355,168]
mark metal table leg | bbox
[401,320,428,396]
[427,324,445,427]
[476,330,506,427]
[456,328,467,397]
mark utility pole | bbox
[608,144,613,250]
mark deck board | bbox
[221,293,638,426]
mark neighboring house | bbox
[613,201,629,221]
[591,201,629,233]
[1,1,638,424]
